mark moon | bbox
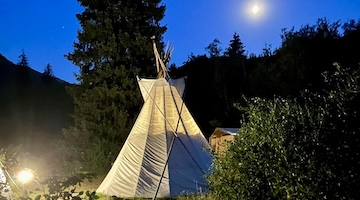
[251,4,260,15]
[243,1,267,21]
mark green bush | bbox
[208,64,359,199]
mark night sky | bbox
[1,0,359,83]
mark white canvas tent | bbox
[96,40,212,198]
[0,168,5,185]
[0,164,13,200]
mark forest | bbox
[0,0,359,199]
[171,19,360,135]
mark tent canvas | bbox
[0,168,5,184]
[96,76,212,198]
[0,165,12,200]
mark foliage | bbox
[248,19,341,97]
[34,173,97,200]
[0,150,8,199]
[170,19,360,135]
[42,64,54,78]
[308,64,360,198]
[41,64,54,84]
[15,50,31,87]
[205,38,222,57]
[208,97,318,199]
[225,32,246,58]
[65,0,166,173]
[342,19,360,35]
[176,194,217,200]
[11,174,99,200]
[17,50,29,67]
[172,55,244,135]
[208,64,359,199]
[0,148,98,200]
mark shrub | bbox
[208,64,359,199]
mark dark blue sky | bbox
[1,0,359,83]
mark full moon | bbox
[243,1,267,20]
[251,4,260,14]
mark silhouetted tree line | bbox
[170,18,360,136]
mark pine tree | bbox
[64,0,166,173]
[43,63,54,77]
[225,32,245,57]
[16,50,31,85]
[17,49,29,67]
[42,63,54,83]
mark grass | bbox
[7,173,216,200]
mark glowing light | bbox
[18,170,33,184]
[242,1,268,21]
[252,4,260,14]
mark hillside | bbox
[0,54,73,146]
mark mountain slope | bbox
[0,54,73,145]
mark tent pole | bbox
[151,36,160,75]
[139,78,207,169]
[139,79,208,171]
[151,36,168,78]
[153,79,185,199]
[152,134,176,200]
[153,81,208,199]
[138,73,206,198]
[168,83,207,174]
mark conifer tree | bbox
[42,63,54,83]
[43,63,54,77]
[16,49,31,85]
[64,0,166,173]
[225,32,245,57]
[17,49,29,67]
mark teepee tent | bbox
[96,39,212,198]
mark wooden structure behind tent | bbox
[209,128,240,154]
